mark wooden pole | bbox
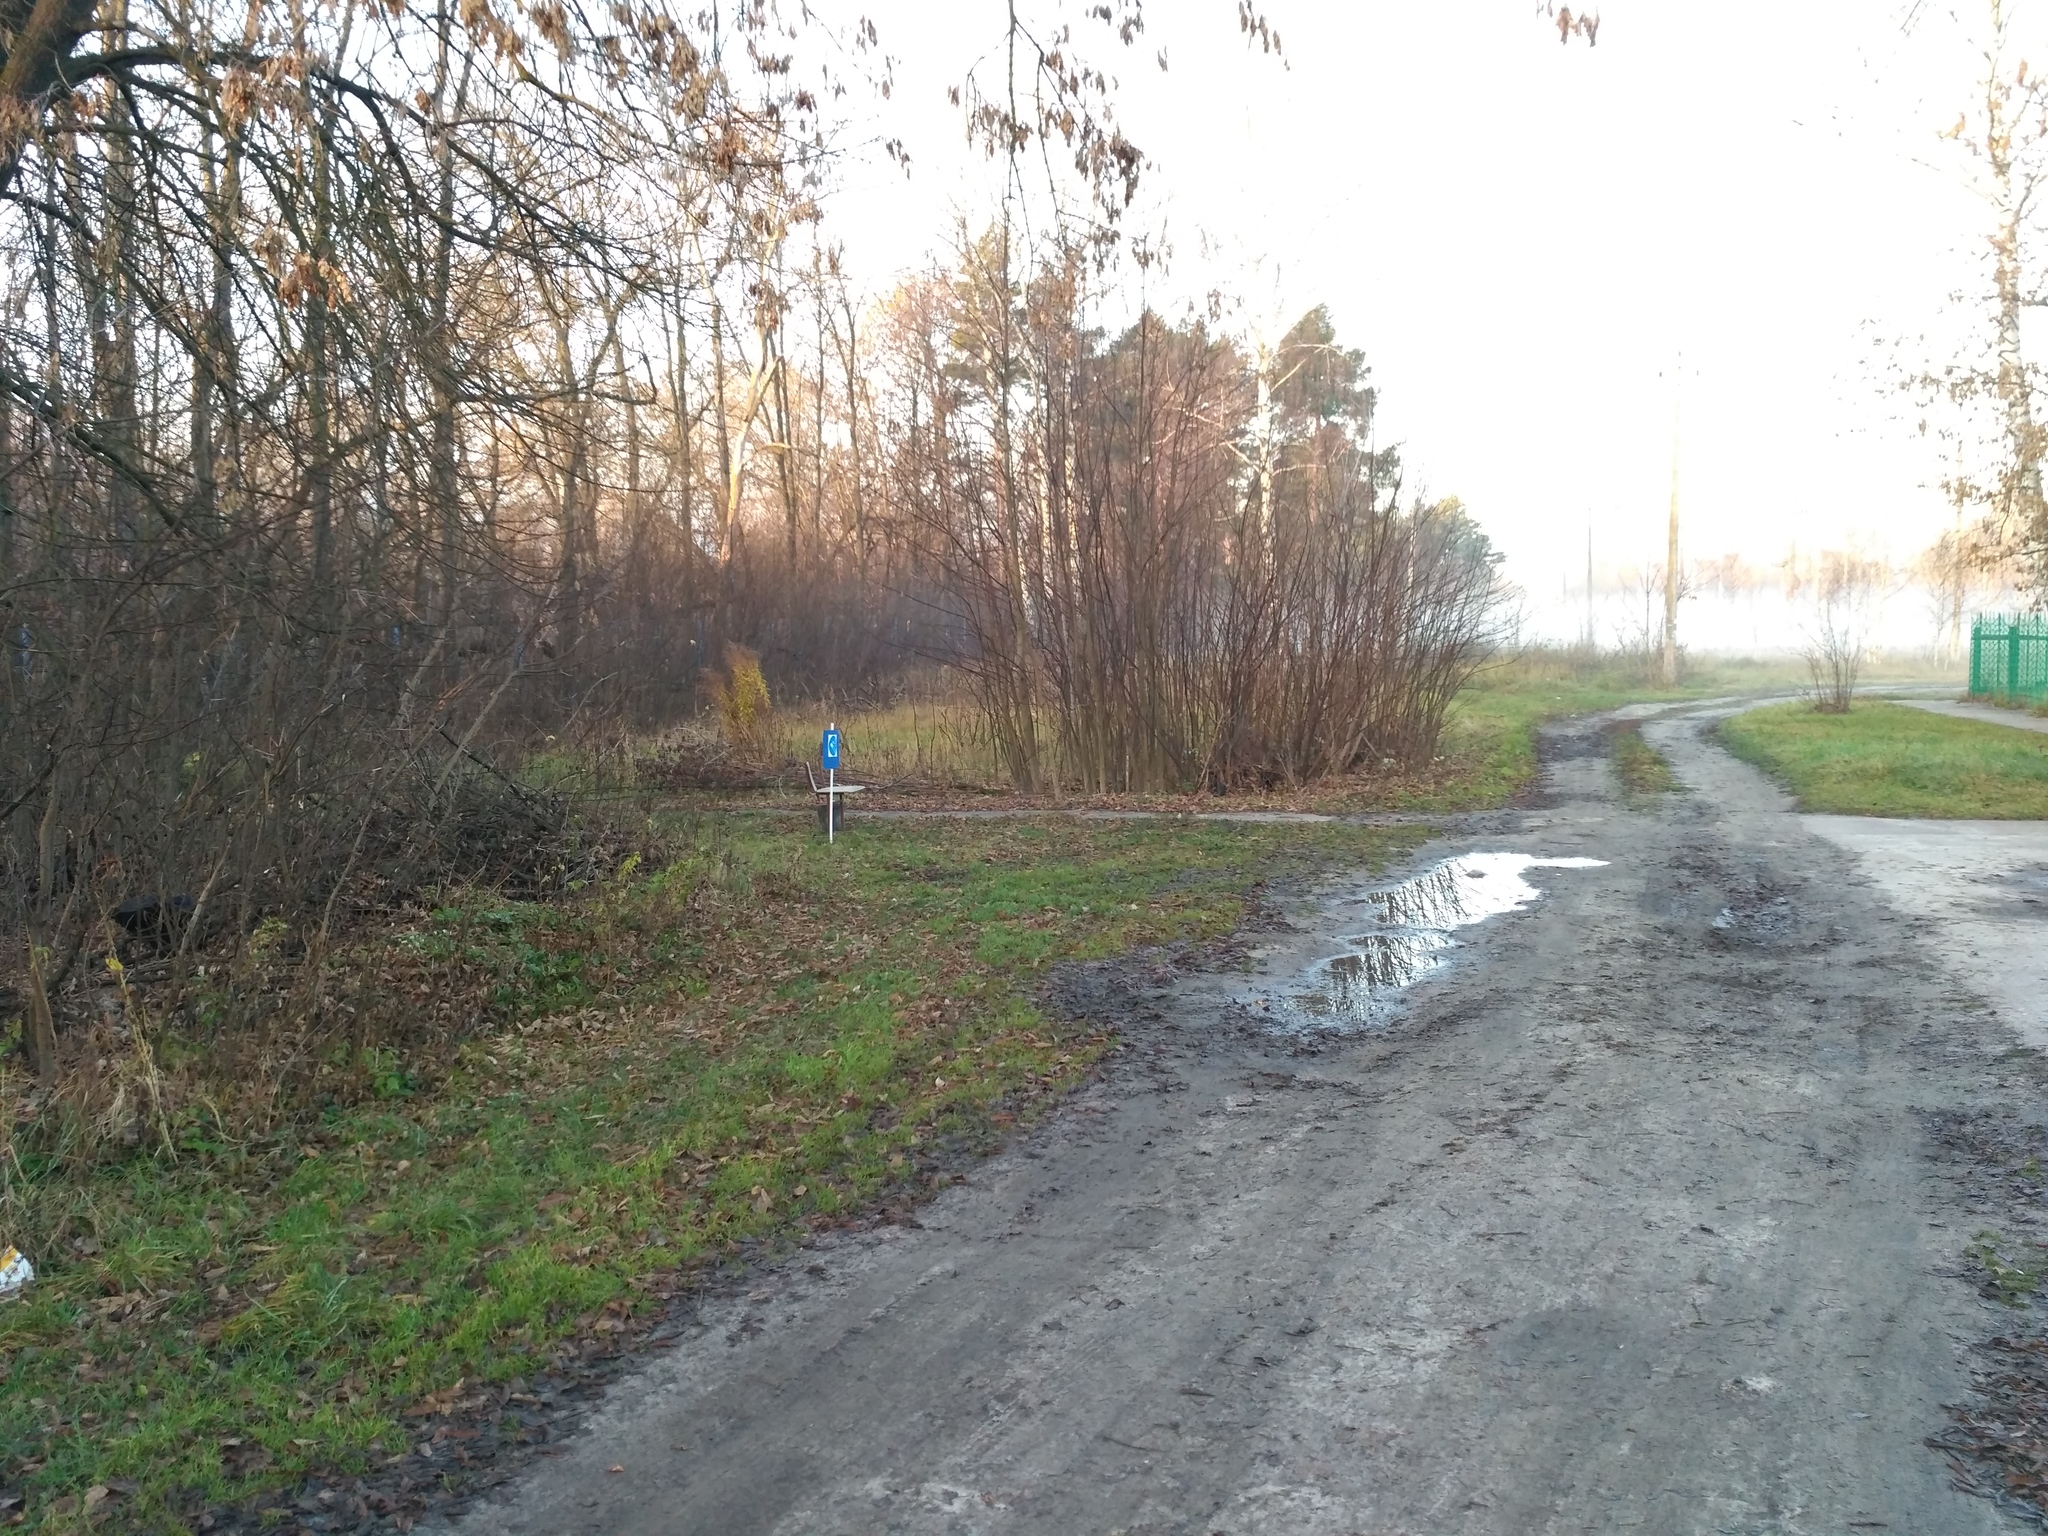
[1662,356,1681,686]
[1585,522,1595,652]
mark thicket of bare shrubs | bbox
[899,289,1508,792]
[0,0,1506,1140]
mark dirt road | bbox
[451,705,2038,1535]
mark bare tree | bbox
[1801,551,1885,713]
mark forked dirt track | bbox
[449,705,2040,1535]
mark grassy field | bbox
[0,815,1419,1532]
[1718,700,2048,818]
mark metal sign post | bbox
[822,724,839,842]
[819,723,853,843]
[804,731,862,838]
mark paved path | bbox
[862,808,1451,826]
[716,804,1461,827]
[1820,698,2048,1048]
[1680,693,2048,1050]
[1898,697,2048,735]
[1801,815,2048,1049]
[441,704,2039,1536]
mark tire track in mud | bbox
[434,703,2041,1536]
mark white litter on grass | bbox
[0,1244,32,1299]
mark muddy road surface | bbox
[452,707,2036,1535]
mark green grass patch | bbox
[0,815,1417,1531]
[1609,722,1681,798]
[1718,700,2048,818]
[1971,1230,2048,1305]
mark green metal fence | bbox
[1971,614,2048,701]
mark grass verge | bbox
[0,815,1418,1533]
[1419,672,1672,811]
[1608,721,1681,798]
[1717,700,2048,818]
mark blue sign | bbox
[821,727,841,771]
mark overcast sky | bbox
[812,1,2008,619]
[794,0,2015,643]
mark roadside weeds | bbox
[1608,720,1682,799]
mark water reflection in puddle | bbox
[1254,852,1607,1032]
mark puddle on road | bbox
[1248,852,1607,1033]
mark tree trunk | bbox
[670,298,696,662]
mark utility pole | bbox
[1662,355,1682,687]
[1585,521,1596,652]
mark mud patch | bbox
[1978,865,2048,920]
[1710,893,1795,945]
[1686,858,1806,949]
